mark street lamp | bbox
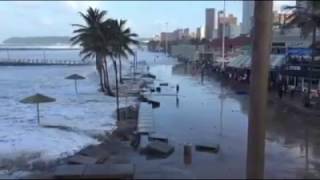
[165,22,169,56]
[221,0,226,71]
[6,48,10,61]
[133,50,137,80]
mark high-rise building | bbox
[229,24,241,38]
[201,26,205,39]
[173,29,184,40]
[241,0,254,35]
[196,27,201,40]
[190,31,196,39]
[217,12,240,39]
[213,29,218,39]
[160,32,173,42]
[228,14,237,25]
[217,10,225,39]
[183,28,190,40]
[183,28,189,36]
[205,8,215,40]
[160,28,192,42]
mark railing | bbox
[0,58,93,66]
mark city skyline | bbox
[0,1,295,42]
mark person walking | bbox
[176,84,180,95]
[277,75,283,99]
[289,85,295,98]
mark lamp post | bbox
[43,50,46,62]
[165,22,169,56]
[221,0,226,71]
[6,48,10,61]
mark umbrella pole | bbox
[36,103,40,125]
[75,80,78,94]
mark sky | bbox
[0,1,296,42]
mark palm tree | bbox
[283,1,320,106]
[71,7,113,96]
[109,19,139,84]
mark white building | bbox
[201,26,206,39]
[213,29,218,39]
[229,24,241,38]
[241,1,254,35]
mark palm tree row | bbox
[71,7,139,96]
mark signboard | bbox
[287,48,312,56]
[287,65,301,71]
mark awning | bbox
[227,54,285,70]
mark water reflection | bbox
[144,60,320,178]
[176,96,180,108]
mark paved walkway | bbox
[137,103,155,134]
[269,91,320,117]
[220,76,320,117]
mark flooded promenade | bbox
[129,52,320,179]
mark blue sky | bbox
[0,1,295,42]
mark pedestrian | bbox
[278,84,283,99]
[176,84,180,95]
[289,85,295,98]
[277,75,283,99]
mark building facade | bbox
[196,27,201,40]
[205,8,216,40]
[218,11,239,39]
[241,0,254,35]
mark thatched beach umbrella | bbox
[65,74,85,94]
[20,93,56,125]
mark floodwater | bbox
[1,48,320,178]
[131,51,320,179]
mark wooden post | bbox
[305,126,309,172]
[246,1,273,179]
[36,103,40,125]
[75,80,78,94]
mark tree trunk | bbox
[112,59,120,122]
[96,54,105,92]
[103,57,114,96]
[246,1,273,179]
[119,56,123,84]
